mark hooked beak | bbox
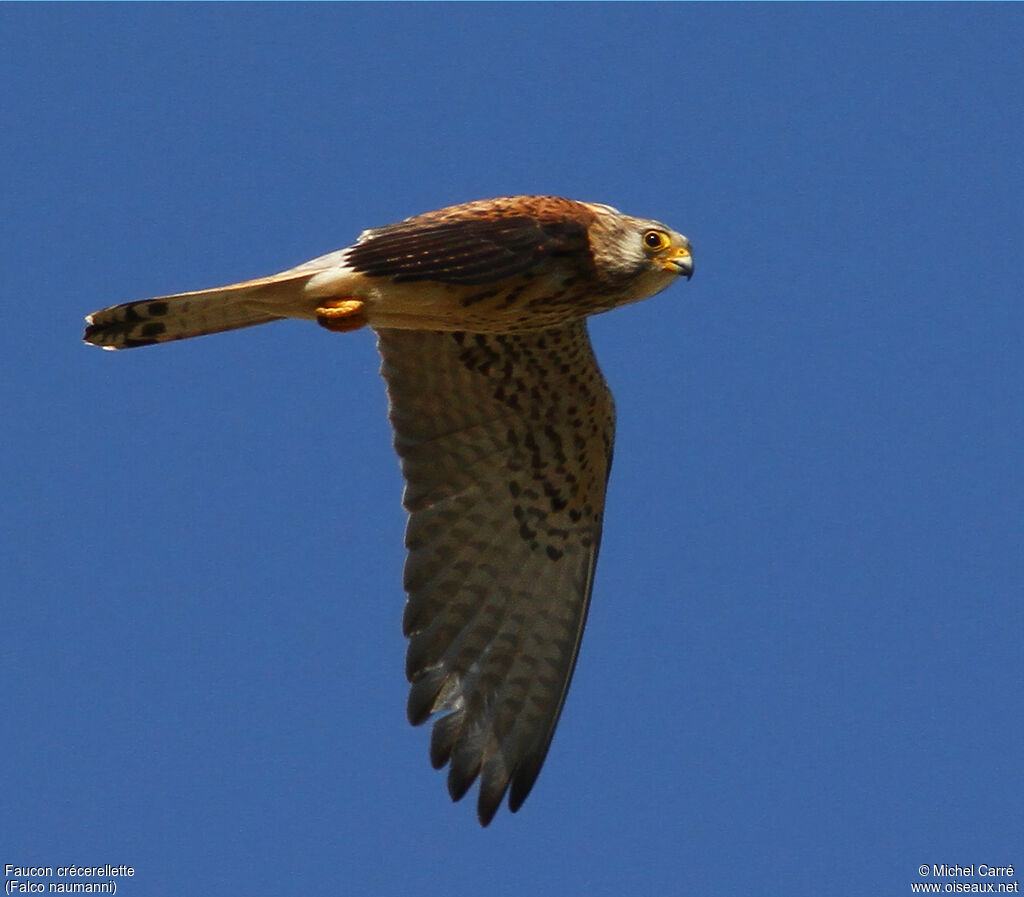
[662,244,693,280]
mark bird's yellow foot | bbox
[316,298,367,333]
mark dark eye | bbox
[644,230,669,251]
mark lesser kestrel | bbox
[83,195,693,825]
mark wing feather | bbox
[349,205,595,285]
[377,322,615,825]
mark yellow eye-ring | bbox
[643,230,671,251]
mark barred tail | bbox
[83,270,325,350]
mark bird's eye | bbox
[643,230,670,251]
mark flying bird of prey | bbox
[83,195,693,825]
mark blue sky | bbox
[3,4,1022,895]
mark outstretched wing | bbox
[377,321,615,825]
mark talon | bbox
[316,298,367,333]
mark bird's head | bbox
[583,203,693,309]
